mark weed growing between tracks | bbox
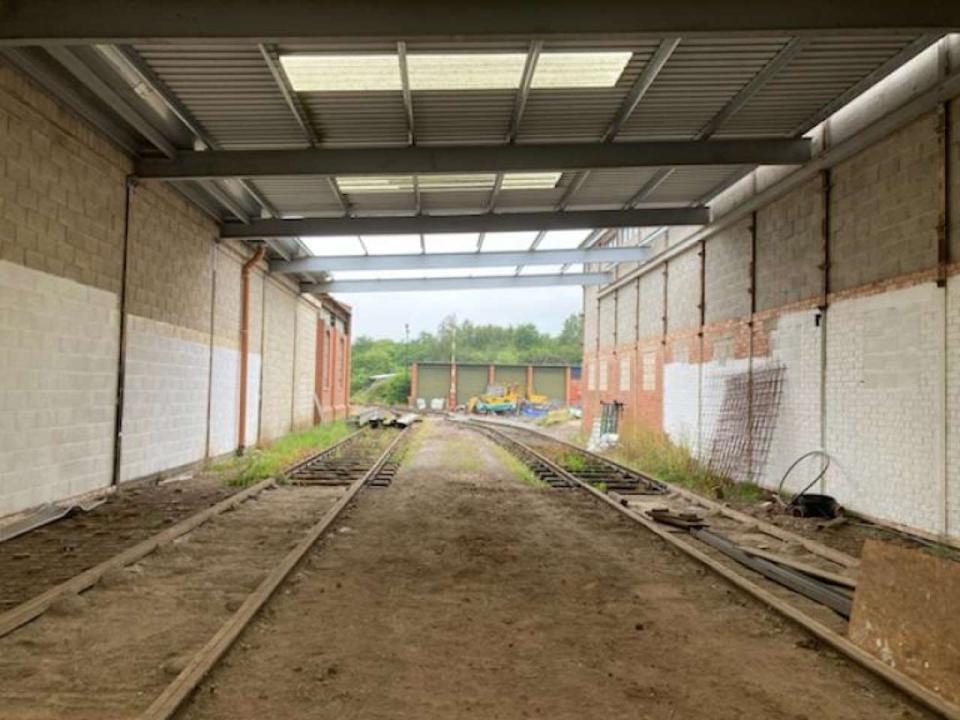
[491,444,547,489]
[218,422,353,487]
[611,427,763,503]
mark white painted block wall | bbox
[824,284,946,536]
[120,315,211,482]
[208,345,240,457]
[0,261,119,515]
[945,275,959,538]
[759,310,824,495]
[663,361,700,453]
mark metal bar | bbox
[222,207,708,238]
[509,41,542,141]
[203,181,251,224]
[698,37,808,138]
[397,40,415,145]
[271,245,652,274]
[625,167,675,206]
[690,529,853,617]
[301,272,612,293]
[45,45,176,157]
[135,139,813,179]
[603,36,681,141]
[2,3,957,43]
[259,43,320,145]
[0,47,140,153]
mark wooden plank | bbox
[850,540,960,707]
[139,427,408,720]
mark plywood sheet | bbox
[848,540,960,705]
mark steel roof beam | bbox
[398,41,416,145]
[603,37,681,142]
[273,246,650,274]
[104,44,274,219]
[46,45,176,157]
[259,43,320,146]
[301,272,612,294]
[136,139,811,179]
[698,37,809,138]
[2,2,957,43]
[221,207,708,238]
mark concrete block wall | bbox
[0,58,350,518]
[583,95,960,543]
[259,281,297,442]
[292,301,318,429]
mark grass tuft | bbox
[558,451,588,473]
[228,421,353,487]
[611,426,763,503]
[491,445,547,489]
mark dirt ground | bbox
[177,418,929,720]
[0,482,345,719]
[0,470,235,611]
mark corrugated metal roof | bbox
[133,44,308,149]
[116,33,937,222]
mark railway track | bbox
[459,416,959,719]
[0,425,412,720]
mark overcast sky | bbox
[340,286,582,340]
[302,230,592,341]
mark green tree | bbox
[350,313,584,401]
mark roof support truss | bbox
[221,206,708,238]
[302,272,612,294]
[271,245,651,274]
[2,1,956,43]
[136,138,812,179]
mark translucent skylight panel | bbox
[407,53,526,90]
[480,231,538,252]
[360,234,422,255]
[335,176,413,194]
[417,174,496,191]
[301,236,365,256]
[536,229,594,250]
[336,173,559,194]
[565,263,585,273]
[423,233,480,253]
[280,54,401,92]
[531,52,633,89]
[500,172,562,190]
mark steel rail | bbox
[462,420,959,719]
[0,428,367,639]
[139,426,410,720]
[464,415,857,568]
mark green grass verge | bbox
[491,444,547,489]
[226,421,354,487]
[611,427,764,503]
